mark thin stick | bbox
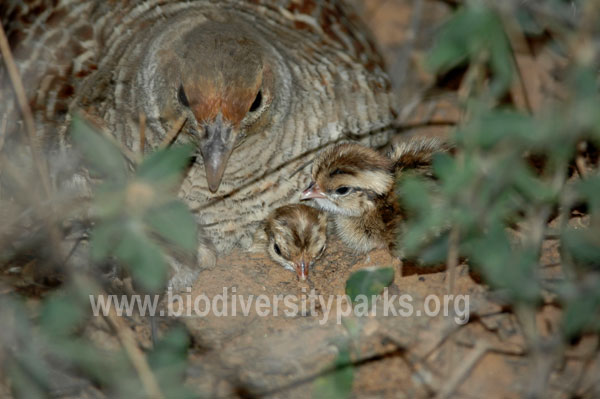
[0,25,65,260]
[497,6,535,113]
[446,226,460,295]
[575,156,588,178]
[0,22,51,196]
[423,323,463,360]
[435,341,490,399]
[510,50,534,114]
[159,116,186,149]
[390,0,423,96]
[445,226,460,378]
[139,112,147,156]
[0,113,7,152]
[456,339,525,356]
[104,306,164,399]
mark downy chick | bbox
[258,204,327,280]
[300,139,447,254]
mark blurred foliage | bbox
[313,348,354,399]
[402,0,600,341]
[0,116,198,397]
[346,0,599,393]
[71,115,197,292]
[322,267,395,398]
[1,0,600,398]
[345,267,395,307]
[427,3,513,97]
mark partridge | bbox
[256,204,327,280]
[1,1,396,260]
[300,139,448,255]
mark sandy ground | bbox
[2,1,599,398]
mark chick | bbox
[300,139,447,254]
[257,204,328,280]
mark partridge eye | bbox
[335,186,351,195]
[178,84,190,107]
[249,90,262,112]
[273,243,281,256]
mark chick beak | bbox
[198,116,236,193]
[301,182,326,200]
[295,256,309,281]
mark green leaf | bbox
[426,6,474,72]
[432,152,456,182]
[114,224,168,293]
[7,360,49,399]
[145,201,197,254]
[426,4,513,96]
[417,232,450,265]
[515,8,544,36]
[89,219,123,261]
[488,26,514,97]
[136,145,194,186]
[562,291,600,339]
[464,227,540,303]
[149,326,195,398]
[93,182,128,219]
[561,228,600,270]
[345,267,395,306]
[3,300,51,399]
[69,113,128,180]
[58,339,132,388]
[455,109,535,150]
[149,326,189,370]
[397,177,433,217]
[313,349,353,399]
[576,175,600,212]
[41,292,87,339]
[341,317,361,339]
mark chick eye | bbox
[335,186,351,195]
[178,84,190,107]
[249,90,262,112]
[273,243,281,256]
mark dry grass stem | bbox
[160,116,187,149]
[139,112,147,156]
[104,304,164,399]
[435,341,490,399]
[0,23,51,196]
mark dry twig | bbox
[444,226,460,378]
[160,116,187,149]
[0,114,7,153]
[446,226,460,295]
[103,304,164,399]
[434,341,490,399]
[139,112,147,156]
[499,9,535,114]
[0,23,51,196]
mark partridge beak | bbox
[301,182,326,200]
[199,117,236,193]
[294,255,309,281]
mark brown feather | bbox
[262,204,327,279]
[305,139,449,255]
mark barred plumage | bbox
[302,139,450,255]
[1,0,397,253]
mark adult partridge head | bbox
[157,22,274,192]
